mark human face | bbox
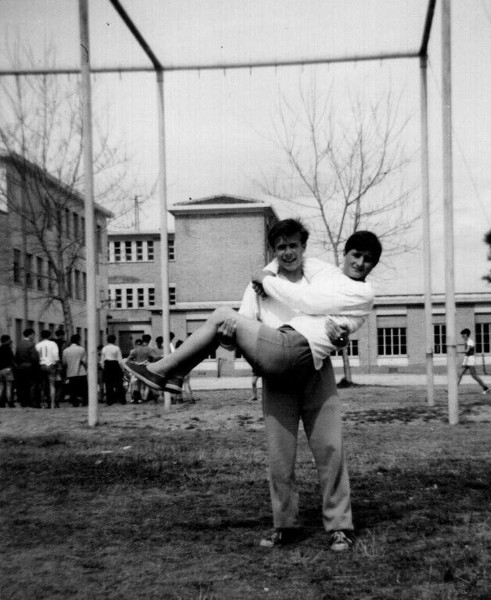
[273,233,306,279]
[343,249,376,281]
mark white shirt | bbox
[100,343,124,368]
[240,257,374,370]
[35,339,60,367]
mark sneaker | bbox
[483,388,489,395]
[329,530,354,552]
[124,362,183,394]
[259,528,301,548]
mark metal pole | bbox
[419,54,434,406]
[441,0,458,424]
[79,0,98,426]
[156,69,172,410]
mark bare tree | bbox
[255,79,419,383]
[0,43,137,334]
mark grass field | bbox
[1,384,491,600]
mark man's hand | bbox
[251,269,275,299]
[218,317,237,350]
[325,318,350,349]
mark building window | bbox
[168,238,175,261]
[74,270,80,300]
[125,241,132,261]
[333,339,359,357]
[73,213,79,241]
[169,286,176,306]
[13,249,21,283]
[147,241,154,261]
[476,323,491,354]
[434,324,447,355]
[115,288,122,308]
[81,216,86,245]
[148,287,155,306]
[82,272,87,301]
[48,263,54,294]
[377,327,407,356]
[66,269,72,297]
[126,288,134,309]
[136,241,143,261]
[36,257,44,291]
[65,208,71,238]
[137,288,145,308]
[25,253,33,288]
[113,241,121,262]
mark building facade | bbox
[106,194,491,373]
[0,153,112,346]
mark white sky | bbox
[1,0,491,297]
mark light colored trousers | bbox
[262,358,353,533]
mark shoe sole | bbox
[124,364,183,394]
[124,364,162,391]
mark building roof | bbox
[169,194,279,217]
[0,152,114,219]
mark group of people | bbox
[0,328,89,408]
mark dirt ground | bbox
[2,384,490,440]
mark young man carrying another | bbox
[125,219,381,551]
[237,220,380,552]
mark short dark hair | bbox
[267,219,309,248]
[41,330,52,340]
[1,334,11,344]
[55,328,65,337]
[23,328,35,338]
[344,231,383,265]
[107,334,116,344]
[156,336,163,345]
[461,328,471,336]
[70,334,81,344]
[142,334,151,344]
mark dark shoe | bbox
[124,362,183,393]
[259,528,302,548]
[329,530,354,552]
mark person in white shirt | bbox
[100,335,126,405]
[36,330,60,409]
[125,219,381,552]
[125,225,378,395]
[457,328,489,393]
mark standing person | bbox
[62,334,88,407]
[54,328,67,406]
[36,330,60,408]
[250,370,260,402]
[14,328,40,408]
[457,328,489,393]
[100,334,126,405]
[126,335,153,402]
[0,335,16,407]
[126,219,381,551]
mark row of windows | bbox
[375,324,491,357]
[108,239,175,263]
[332,324,491,358]
[108,285,176,309]
[13,250,87,300]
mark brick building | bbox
[0,153,111,346]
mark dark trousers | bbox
[15,366,39,407]
[103,361,126,405]
[67,376,88,407]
